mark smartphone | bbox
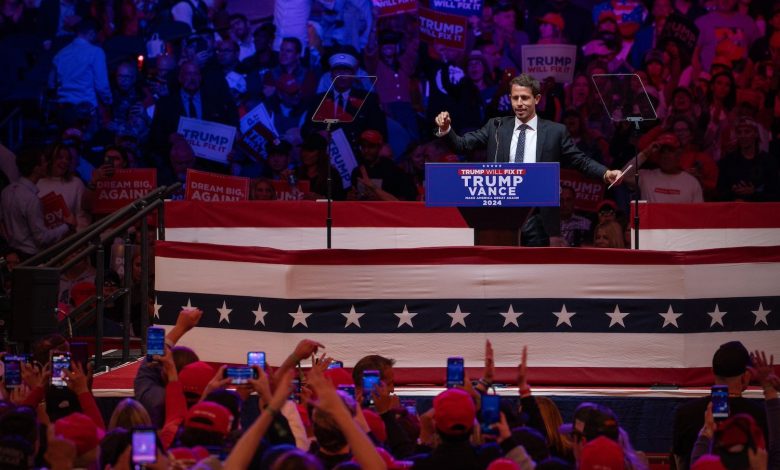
[328,360,344,369]
[247,351,265,369]
[479,394,501,434]
[131,427,157,464]
[362,370,381,407]
[290,378,302,403]
[2,355,25,388]
[711,385,729,420]
[338,384,355,399]
[446,357,465,389]
[224,366,253,385]
[70,342,89,372]
[401,398,417,416]
[50,352,71,389]
[146,326,165,361]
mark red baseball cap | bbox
[579,436,624,470]
[433,388,475,435]
[184,401,233,436]
[487,458,521,470]
[359,130,384,145]
[538,13,565,30]
[178,361,215,397]
[692,455,727,470]
[324,368,353,387]
[54,412,105,456]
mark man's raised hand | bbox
[435,111,451,133]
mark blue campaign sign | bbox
[429,0,483,16]
[425,162,560,207]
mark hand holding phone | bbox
[247,351,266,372]
[711,385,729,420]
[362,370,381,407]
[224,366,253,385]
[446,357,465,389]
[2,355,26,388]
[146,327,166,362]
[131,427,157,464]
[479,394,501,435]
[50,352,71,389]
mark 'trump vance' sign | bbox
[178,117,237,164]
[425,162,560,207]
[521,44,577,83]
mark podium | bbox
[425,163,560,246]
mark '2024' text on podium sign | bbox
[425,162,560,207]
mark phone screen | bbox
[70,342,89,372]
[362,370,380,406]
[711,385,729,420]
[224,366,253,385]
[146,327,165,361]
[328,361,344,369]
[51,352,71,389]
[338,384,355,399]
[290,378,302,403]
[247,351,266,370]
[3,355,25,388]
[479,394,501,434]
[446,357,465,388]
[131,428,157,464]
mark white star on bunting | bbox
[181,298,195,310]
[447,304,470,327]
[289,305,312,328]
[707,304,727,327]
[500,305,523,327]
[752,302,771,326]
[217,301,232,324]
[153,297,162,319]
[659,305,682,328]
[394,305,418,328]
[553,304,576,327]
[252,303,269,326]
[606,305,629,328]
[341,305,365,328]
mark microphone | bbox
[493,117,502,163]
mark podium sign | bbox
[425,163,560,207]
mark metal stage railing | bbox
[11,182,181,369]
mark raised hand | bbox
[435,111,451,133]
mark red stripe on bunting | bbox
[165,201,472,228]
[634,203,780,229]
[155,240,780,266]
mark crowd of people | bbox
[0,307,778,469]
[0,0,779,466]
[0,0,778,257]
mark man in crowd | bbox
[0,145,74,259]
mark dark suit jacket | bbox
[302,88,387,147]
[148,87,239,169]
[444,116,608,238]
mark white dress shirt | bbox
[509,114,538,163]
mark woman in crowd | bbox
[37,142,91,231]
[593,221,626,248]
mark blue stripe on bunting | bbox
[153,291,779,334]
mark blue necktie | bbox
[515,124,529,163]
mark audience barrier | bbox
[154,239,780,387]
[165,200,474,249]
[632,202,780,250]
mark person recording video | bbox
[434,73,623,246]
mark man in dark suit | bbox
[148,60,238,173]
[435,73,622,246]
